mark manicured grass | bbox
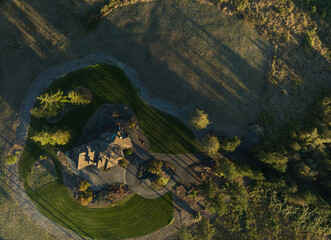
[26,182,173,239]
[19,64,195,238]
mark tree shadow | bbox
[0,184,10,199]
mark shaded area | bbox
[0,0,272,137]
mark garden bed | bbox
[137,159,175,190]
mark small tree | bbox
[30,90,67,118]
[31,89,91,119]
[201,135,220,154]
[68,90,91,105]
[155,177,169,187]
[31,129,70,146]
[190,109,211,130]
[220,136,241,153]
[147,159,163,175]
[51,129,71,145]
[255,151,288,172]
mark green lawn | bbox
[19,64,195,239]
[26,182,173,239]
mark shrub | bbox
[5,155,18,165]
[129,118,136,128]
[123,149,133,156]
[220,136,241,153]
[199,178,218,200]
[193,211,202,222]
[304,30,317,48]
[67,90,91,105]
[147,159,163,175]
[201,135,220,154]
[155,177,169,187]
[255,151,288,172]
[79,180,90,192]
[189,190,197,199]
[234,0,248,11]
[107,185,125,202]
[77,189,93,206]
[119,159,128,167]
[190,109,211,130]
[215,157,239,180]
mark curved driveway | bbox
[125,147,210,199]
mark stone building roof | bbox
[74,130,132,170]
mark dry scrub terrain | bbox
[0,0,272,136]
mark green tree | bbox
[177,225,192,240]
[199,178,218,200]
[30,90,67,118]
[201,134,220,154]
[190,109,211,130]
[31,129,70,146]
[51,129,71,145]
[30,89,91,118]
[255,151,288,172]
[215,157,239,180]
[220,136,241,152]
[195,218,216,240]
[68,90,91,105]
[147,159,163,175]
